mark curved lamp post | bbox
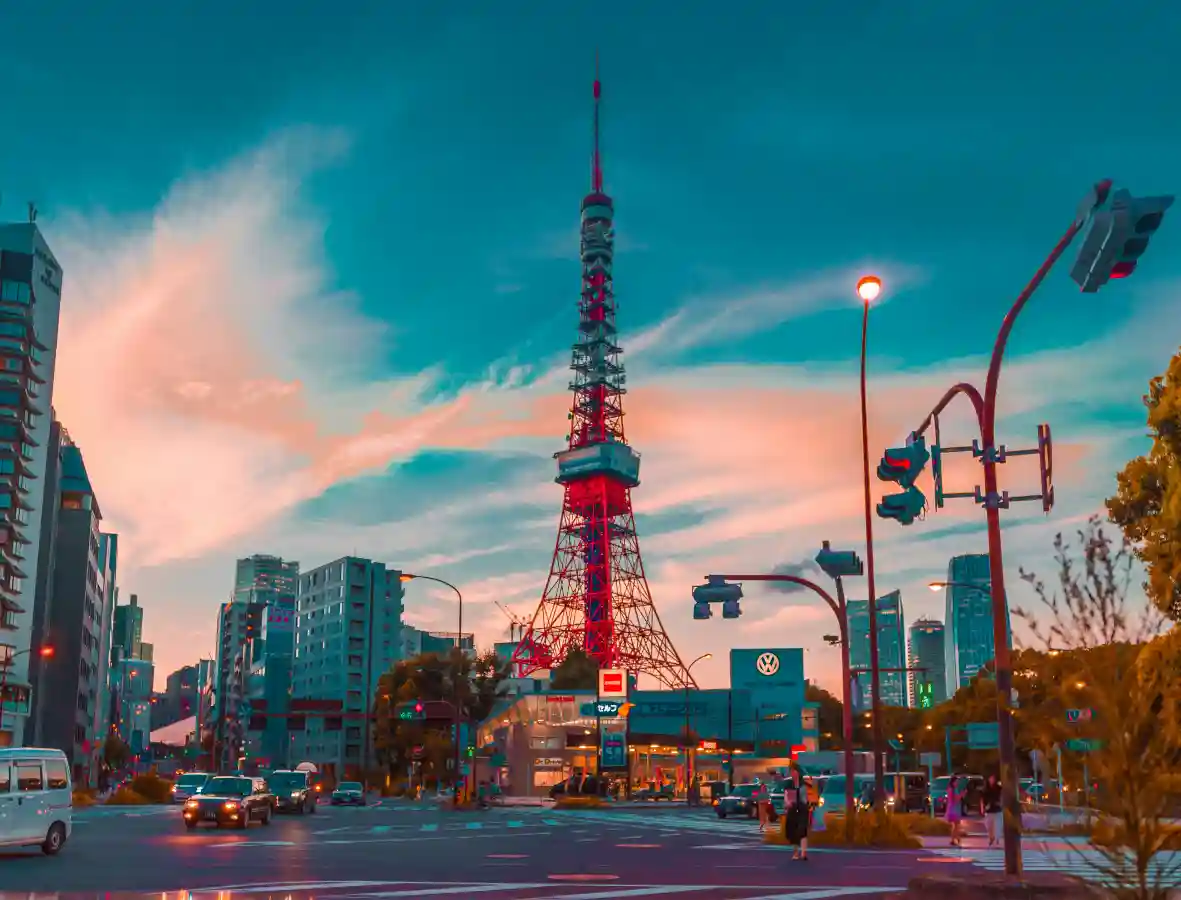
[400,573,465,806]
[856,274,887,808]
[682,652,712,800]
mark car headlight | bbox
[171,785,178,793]
[291,792,301,799]
[184,800,198,809]
[223,801,239,811]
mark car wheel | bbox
[717,811,726,818]
[238,813,249,829]
[185,821,197,831]
[42,823,66,856]
[262,808,272,826]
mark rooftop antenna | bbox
[592,52,603,193]
[27,202,37,224]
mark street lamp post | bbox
[400,573,465,807]
[857,274,887,808]
[0,644,54,736]
[682,652,712,802]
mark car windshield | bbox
[731,784,757,798]
[205,777,252,796]
[268,772,307,791]
[339,782,363,791]
[176,774,208,787]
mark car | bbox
[0,747,73,855]
[182,775,273,829]
[715,782,768,819]
[331,781,366,805]
[171,772,212,803]
[267,769,318,814]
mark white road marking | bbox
[209,840,295,848]
[527,887,713,899]
[741,890,904,900]
[329,885,542,897]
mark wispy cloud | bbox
[50,129,491,566]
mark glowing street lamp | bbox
[857,272,886,806]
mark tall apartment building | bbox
[235,554,299,605]
[112,593,144,662]
[944,553,1011,696]
[27,418,63,745]
[291,557,405,780]
[847,589,908,708]
[113,657,154,756]
[0,223,63,748]
[95,532,118,747]
[37,429,111,783]
[213,597,265,768]
[235,603,295,769]
[153,664,199,729]
[907,618,947,707]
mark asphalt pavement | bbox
[0,800,986,898]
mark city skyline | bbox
[3,4,1179,692]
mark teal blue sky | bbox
[6,2,1179,689]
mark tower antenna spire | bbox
[592,52,603,193]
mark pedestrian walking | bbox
[755,780,771,832]
[981,773,1003,847]
[785,767,810,861]
[945,775,965,847]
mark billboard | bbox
[598,668,628,699]
[628,689,757,741]
[729,649,806,749]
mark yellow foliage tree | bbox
[1107,347,1181,621]
[1017,518,1181,900]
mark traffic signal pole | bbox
[704,571,855,837]
[900,180,1117,877]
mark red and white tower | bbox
[511,72,692,690]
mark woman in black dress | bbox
[785,766,810,861]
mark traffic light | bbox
[917,682,934,709]
[1070,189,1174,292]
[397,701,425,721]
[691,576,743,620]
[877,486,926,525]
[877,435,929,525]
[815,544,863,579]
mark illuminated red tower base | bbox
[511,71,691,690]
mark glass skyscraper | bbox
[908,618,947,707]
[944,553,1011,696]
[847,589,907,708]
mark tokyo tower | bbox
[511,71,693,690]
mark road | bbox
[0,800,986,898]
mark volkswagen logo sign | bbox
[756,652,780,676]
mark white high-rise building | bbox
[0,223,63,748]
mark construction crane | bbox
[493,601,529,642]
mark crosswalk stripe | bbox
[371,825,392,833]
[465,822,483,830]
[421,823,439,832]
[506,820,523,828]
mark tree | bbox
[805,683,844,750]
[1016,517,1181,899]
[102,734,131,770]
[549,647,599,690]
[1107,348,1181,621]
[372,649,510,786]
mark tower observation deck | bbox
[511,70,691,690]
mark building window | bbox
[0,281,31,304]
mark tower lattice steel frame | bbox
[511,71,692,690]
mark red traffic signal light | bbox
[1071,189,1173,292]
[414,702,423,713]
[876,436,929,488]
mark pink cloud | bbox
[50,130,483,565]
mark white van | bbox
[0,747,73,854]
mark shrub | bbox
[105,787,149,805]
[129,773,174,804]
[554,795,604,810]
[895,812,952,836]
[765,809,921,849]
[72,790,96,807]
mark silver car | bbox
[331,781,366,806]
[172,772,212,803]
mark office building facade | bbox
[0,223,63,747]
[114,657,154,757]
[907,618,947,707]
[401,624,474,658]
[112,593,144,662]
[37,430,110,782]
[26,418,63,745]
[235,554,299,605]
[291,557,405,779]
[847,590,908,708]
[944,553,1011,696]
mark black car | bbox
[267,769,318,814]
[183,776,274,829]
[716,783,768,819]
